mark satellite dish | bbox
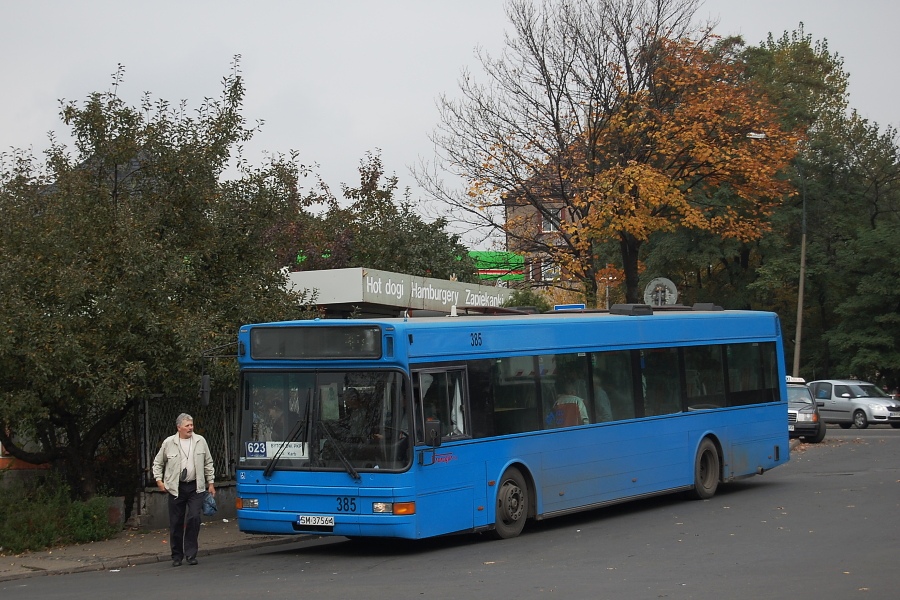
[643,277,678,306]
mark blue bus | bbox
[234,304,789,540]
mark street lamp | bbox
[747,132,806,376]
[599,267,618,310]
[793,172,807,378]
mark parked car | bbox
[786,377,825,443]
[807,379,900,429]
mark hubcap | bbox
[499,482,524,522]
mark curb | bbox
[0,535,304,583]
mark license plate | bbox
[890,412,900,418]
[788,425,795,431]
[297,515,334,527]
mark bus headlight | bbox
[372,502,415,515]
[237,498,259,509]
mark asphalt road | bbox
[4,426,898,600]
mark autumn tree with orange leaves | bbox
[424,0,802,305]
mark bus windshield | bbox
[239,370,411,473]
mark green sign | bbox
[469,251,525,281]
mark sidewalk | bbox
[0,518,299,583]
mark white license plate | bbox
[297,515,334,527]
[788,425,795,431]
[890,412,900,418]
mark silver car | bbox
[808,379,900,429]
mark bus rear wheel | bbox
[493,466,528,539]
[689,439,720,500]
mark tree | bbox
[736,27,900,382]
[501,287,552,313]
[0,64,315,499]
[297,152,479,282]
[827,221,900,387]
[804,114,900,384]
[424,0,800,305]
[741,25,849,133]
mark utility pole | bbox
[793,176,807,378]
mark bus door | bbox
[412,368,479,537]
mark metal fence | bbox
[139,391,238,487]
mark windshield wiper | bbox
[264,389,311,479]
[263,418,306,479]
[318,420,360,480]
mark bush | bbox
[0,472,120,554]
[502,288,552,313]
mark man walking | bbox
[152,413,216,566]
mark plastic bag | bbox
[202,491,218,516]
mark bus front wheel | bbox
[493,467,528,539]
[689,439,720,500]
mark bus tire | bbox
[493,466,528,539]
[689,438,720,500]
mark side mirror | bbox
[200,374,211,406]
[424,419,442,448]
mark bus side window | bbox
[591,350,633,422]
[448,371,467,437]
[542,353,591,426]
[416,370,469,442]
[642,348,682,416]
[420,374,445,438]
[726,342,777,405]
[683,345,726,410]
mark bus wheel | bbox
[689,439,720,500]
[493,467,528,539]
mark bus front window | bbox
[240,370,411,473]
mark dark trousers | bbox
[168,481,203,560]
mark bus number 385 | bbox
[470,332,483,347]
[337,497,357,512]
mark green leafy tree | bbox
[802,115,900,384]
[826,222,900,387]
[501,288,552,313]
[737,26,900,381]
[741,25,849,132]
[0,64,315,499]
[297,152,478,282]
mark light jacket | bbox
[152,433,215,497]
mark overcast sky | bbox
[2,0,897,238]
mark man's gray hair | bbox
[176,413,193,427]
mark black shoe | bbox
[173,559,182,567]
[186,556,198,565]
